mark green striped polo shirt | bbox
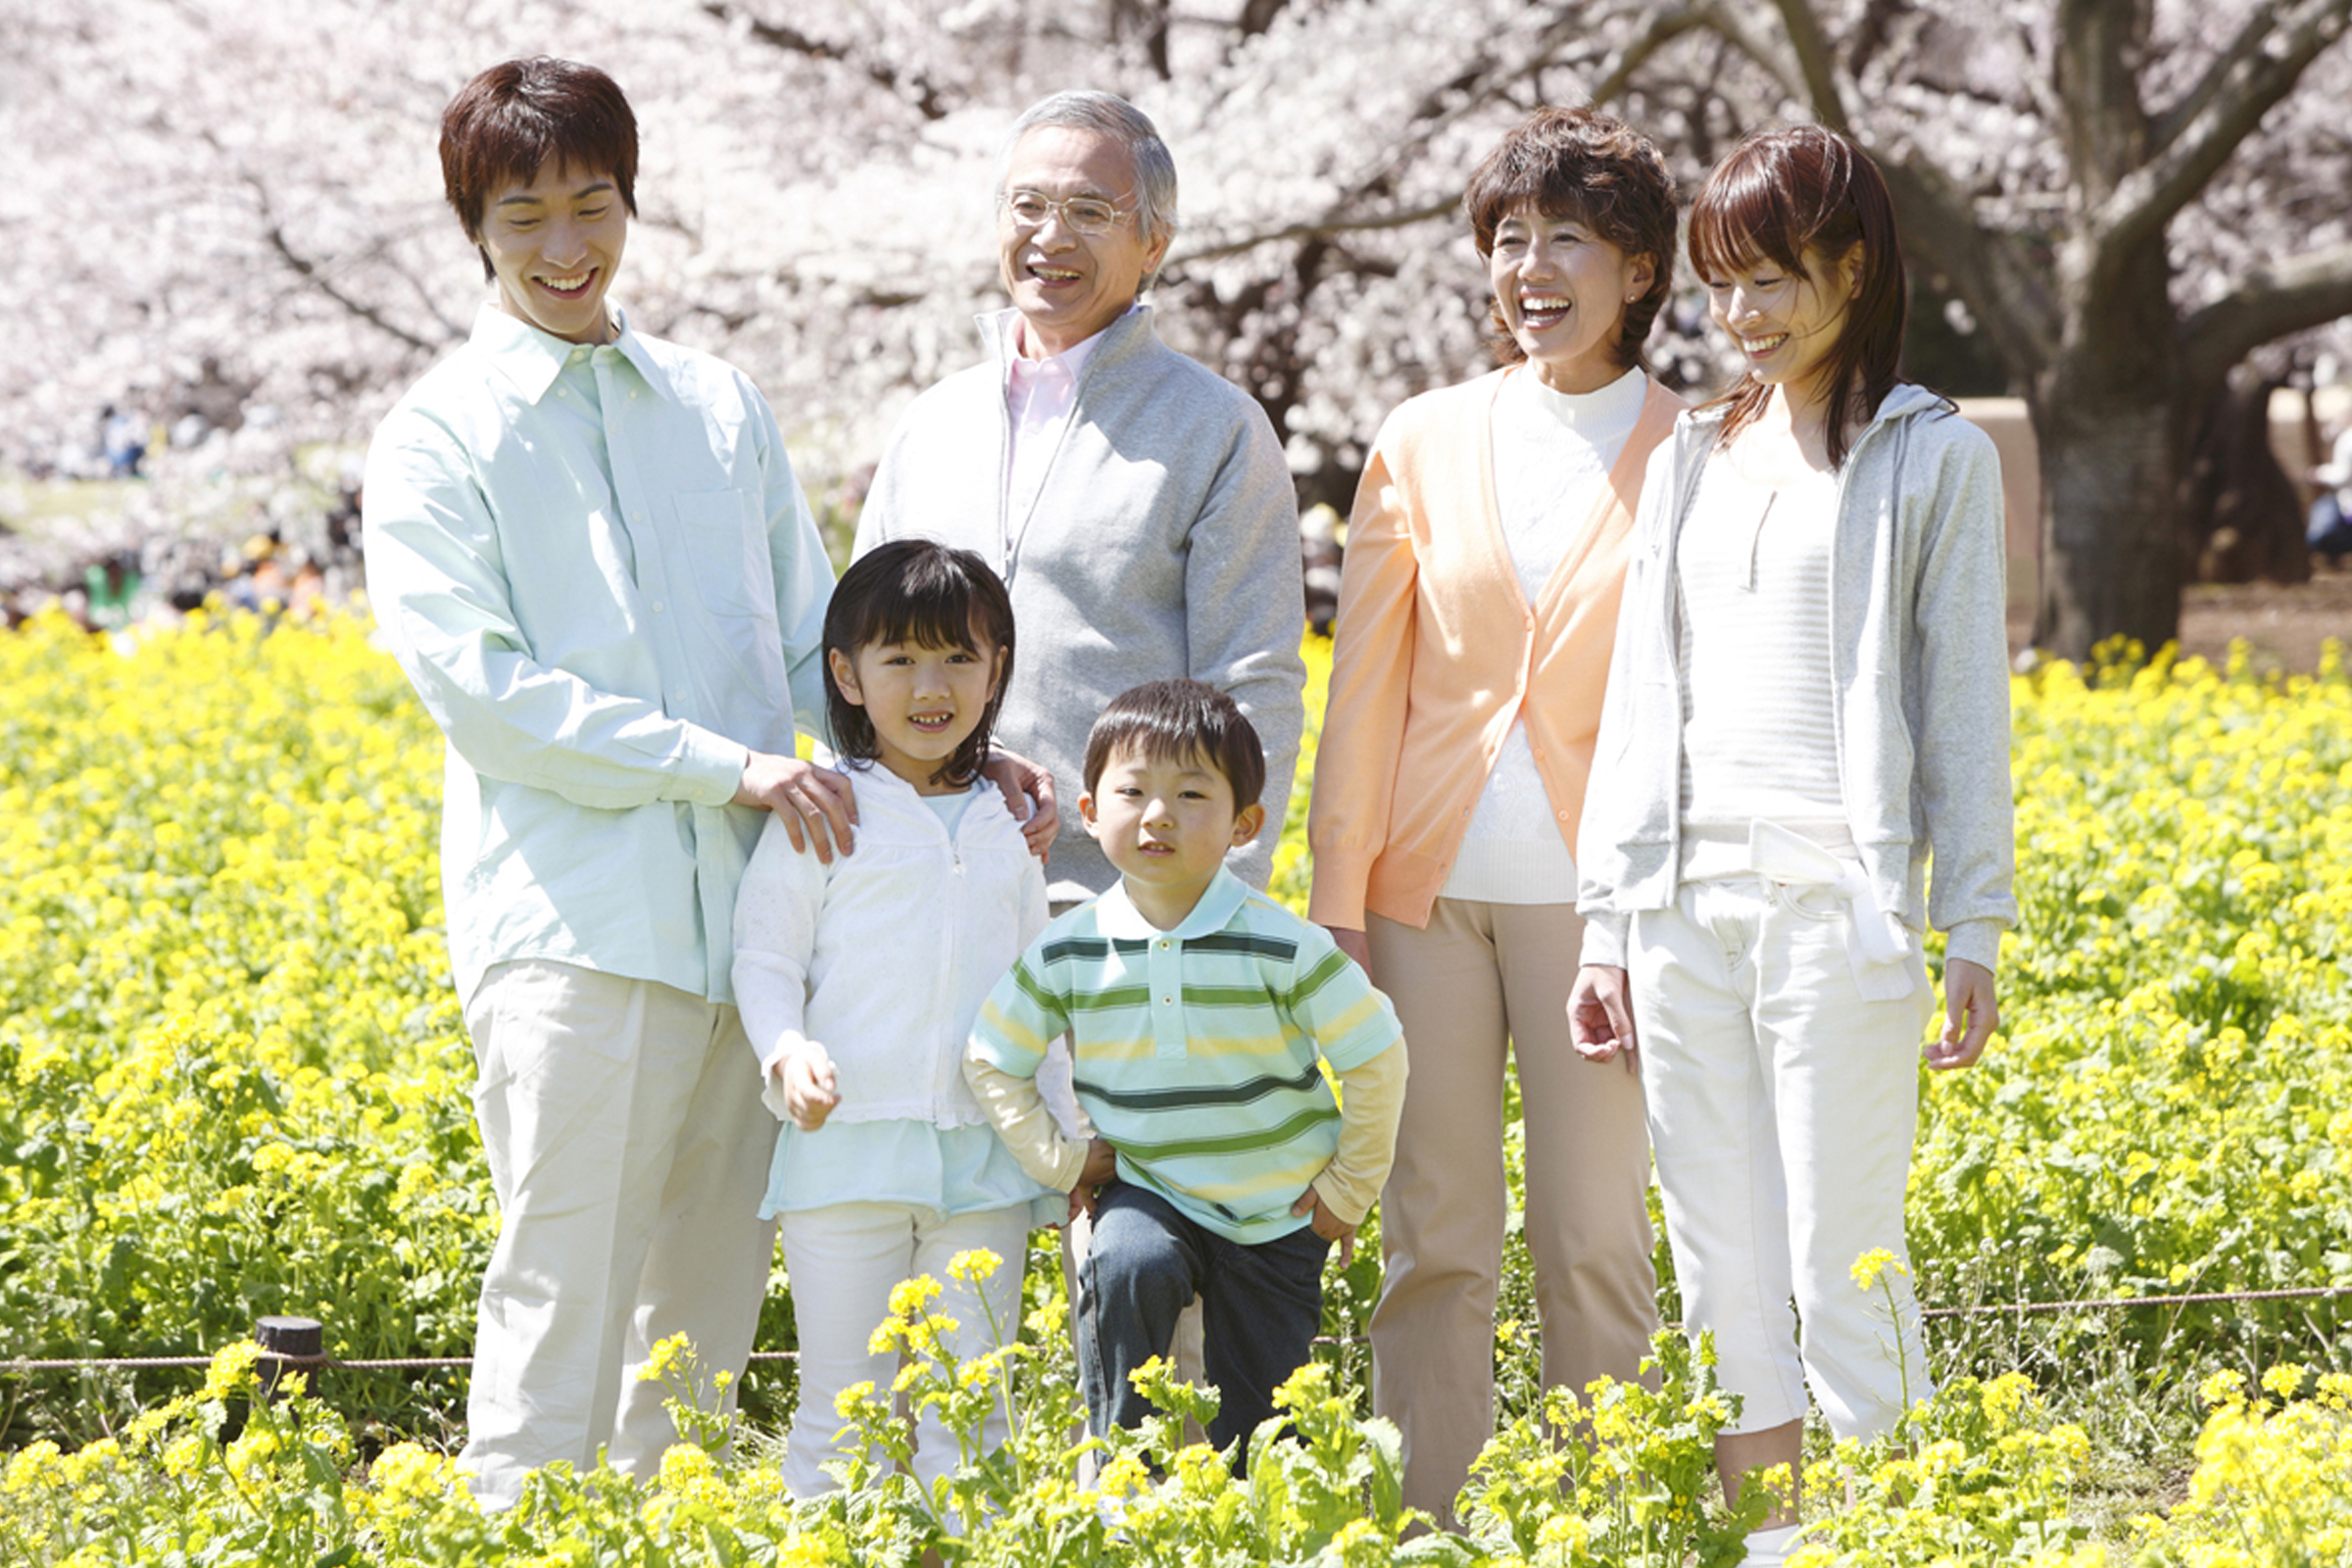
[970,868,1402,1244]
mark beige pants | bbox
[1366,900,1658,1526]
[460,959,780,1508]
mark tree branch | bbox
[259,223,444,354]
[1585,5,1713,104]
[2180,240,2352,405]
[1691,0,1812,106]
[1169,196,1461,268]
[2090,0,2352,260]
[1876,154,2061,377]
[1765,0,1854,129]
[703,2,955,121]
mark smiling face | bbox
[1080,742,1265,929]
[997,126,1168,359]
[827,633,1007,795]
[1487,202,1654,395]
[477,161,627,345]
[1702,242,1863,405]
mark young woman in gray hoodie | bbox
[1567,125,2016,1568]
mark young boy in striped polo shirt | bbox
[964,679,1407,1462]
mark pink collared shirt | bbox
[1000,311,1116,550]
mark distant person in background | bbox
[1307,106,1682,1527]
[100,405,146,478]
[2307,424,2352,564]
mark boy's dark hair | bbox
[823,540,1015,790]
[440,58,640,282]
[1083,679,1265,809]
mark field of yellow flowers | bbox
[1,610,2348,1563]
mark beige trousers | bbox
[460,959,780,1508]
[1366,900,1658,1527]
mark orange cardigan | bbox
[1306,370,1682,930]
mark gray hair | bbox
[998,91,1180,271]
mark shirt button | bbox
[1161,996,1173,1004]
[652,600,665,613]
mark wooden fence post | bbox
[255,1315,324,1402]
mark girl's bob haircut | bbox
[823,540,1016,791]
[1463,106,1679,375]
[1690,123,1907,467]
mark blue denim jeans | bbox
[1077,1179,1330,1462]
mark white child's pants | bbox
[460,959,781,1508]
[1632,877,1936,1439]
[777,1200,1034,1499]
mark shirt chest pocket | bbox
[669,489,775,620]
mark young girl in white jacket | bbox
[1569,127,2016,1567]
[733,539,1054,1497]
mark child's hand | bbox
[1067,1137,1117,1221]
[1291,1185,1358,1268]
[777,1054,840,1131]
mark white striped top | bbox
[1674,454,1848,882]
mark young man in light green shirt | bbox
[367,56,937,1507]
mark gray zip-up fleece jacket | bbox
[1577,383,2016,973]
[855,306,1306,903]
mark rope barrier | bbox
[1921,1284,2352,1319]
[5,1285,2344,1377]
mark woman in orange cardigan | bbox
[1307,107,1682,1526]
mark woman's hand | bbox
[981,749,1060,858]
[1324,925,1372,974]
[776,1054,840,1131]
[1568,963,1640,1074]
[1291,1185,1359,1267]
[1925,957,1998,1070]
[735,753,857,860]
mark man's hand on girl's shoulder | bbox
[736,753,858,861]
[981,749,1059,858]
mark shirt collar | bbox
[995,308,1119,396]
[1090,866,1250,942]
[469,302,675,407]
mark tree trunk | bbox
[2030,392,2188,662]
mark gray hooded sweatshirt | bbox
[1577,382,2016,973]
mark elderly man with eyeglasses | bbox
[855,90,1305,914]
[854,88,1305,1414]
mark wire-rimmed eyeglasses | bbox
[999,189,1137,236]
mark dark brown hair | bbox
[1689,124,1906,467]
[824,541,1016,791]
[440,58,639,281]
[1082,679,1266,812]
[1462,107,1679,373]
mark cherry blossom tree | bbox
[9,0,2351,656]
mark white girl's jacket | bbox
[732,761,1050,1128]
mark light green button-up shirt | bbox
[364,304,833,1005]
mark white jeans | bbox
[777,1200,1034,1498]
[1633,878,1935,1439]
[461,960,781,1507]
